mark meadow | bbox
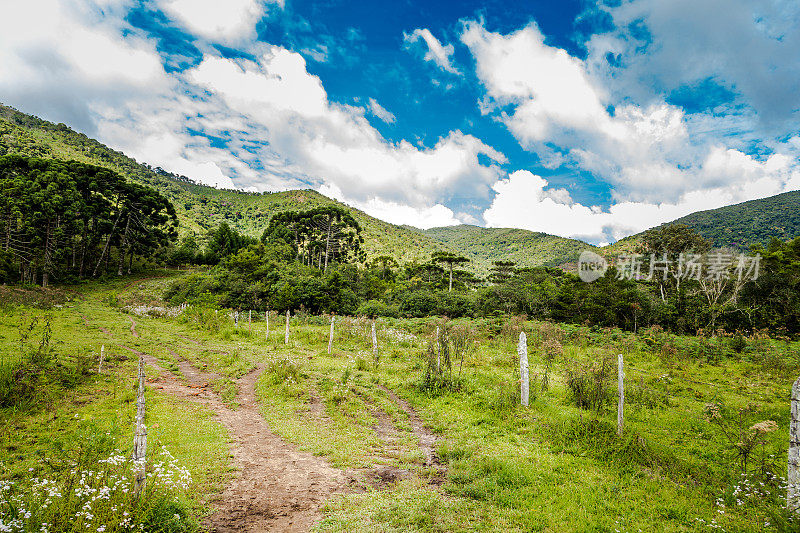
[1,271,798,532]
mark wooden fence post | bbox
[789,377,800,512]
[617,353,624,436]
[435,326,441,373]
[234,311,238,328]
[265,310,270,340]
[248,310,252,332]
[284,310,290,345]
[98,344,105,374]
[371,320,378,364]
[518,332,529,407]
[133,354,147,497]
[328,316,335,355]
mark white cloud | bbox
[484,167,800,244]
[157,0,279,44]
[319,183,460,228]
[184,46,506,208]
[368,98,396,124]
[403,28,460,75]
[463,17,800,238]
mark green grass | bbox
[2,271,797,531]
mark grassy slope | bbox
[0,104,447,265]
[3,272,796,531]
[601,191,800,257]
[420,225,596,275]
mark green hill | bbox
[600,191,800,257]
[0,103,446,265]
[420,225,595,275]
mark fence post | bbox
[265,310,270,340]
[518,332,528,407]
[284,310,290,345]
[617,353,624,436]
[248,310,252,332]
[435,326,441,373]
[98,344,105,374]
[133,354,147,497]
[789,377,800,512]
[234,311,238,328]
[371,320,378,364]
[328,316,335,355]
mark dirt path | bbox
[124,346,354,532]
[129,317,139,338]
[377,385,443,475]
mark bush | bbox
[356,299,400,318]
[399,291,438,317]
[436,292,474,318]
[565,356,614,412]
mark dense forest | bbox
[0,155,177,285]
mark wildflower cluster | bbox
[0,448,193,533]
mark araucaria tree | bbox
[262,206,365,270]
[432,251,470,292]
[0,155,177,286]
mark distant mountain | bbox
[601,190,800,257]
[420,225,595,275]
[0,103,447,265]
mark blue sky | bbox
[1,0,799,244]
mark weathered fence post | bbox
[284,310,290,345]
[328,316,335,355]
[789,377,800,512]
[518,332,529,407]
[133,354,147,497]
[617,353,624,436]
[371,320,378,364]
[435,326,441,373]
[98,344,105,374]
[265,310,270,340]
[248,310,252,332]
[234,310,239,328]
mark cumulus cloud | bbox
[462,18,800,235]
[157,0,279,44]
[586,0,800,136]
[368,98,396,124]
[484,166,800,244]
[403,28,460,74]
[183,46,507,214]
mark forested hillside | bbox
[0,104,446,265]
[420,225,594,274]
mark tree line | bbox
[167,209,800,336]
[0,155,177,285]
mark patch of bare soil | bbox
[123,346,355,532]
[377,385,445,482]
[129,317,139,338]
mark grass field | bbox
[2,271,798,531]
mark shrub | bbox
[565,356,614,412]
[399,291,437,317]
[356,300,400,318]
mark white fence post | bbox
[328,316,335,355]
[789,377,800,512]
[518,332,529,407]
[248,310,252,332]
[371,320,378,363]
[133,354,147,497]
[265,310,270,340]
[98,344,105,374]
[234,311,238,328]
[617,353,624,436]
[284,310,290,345]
